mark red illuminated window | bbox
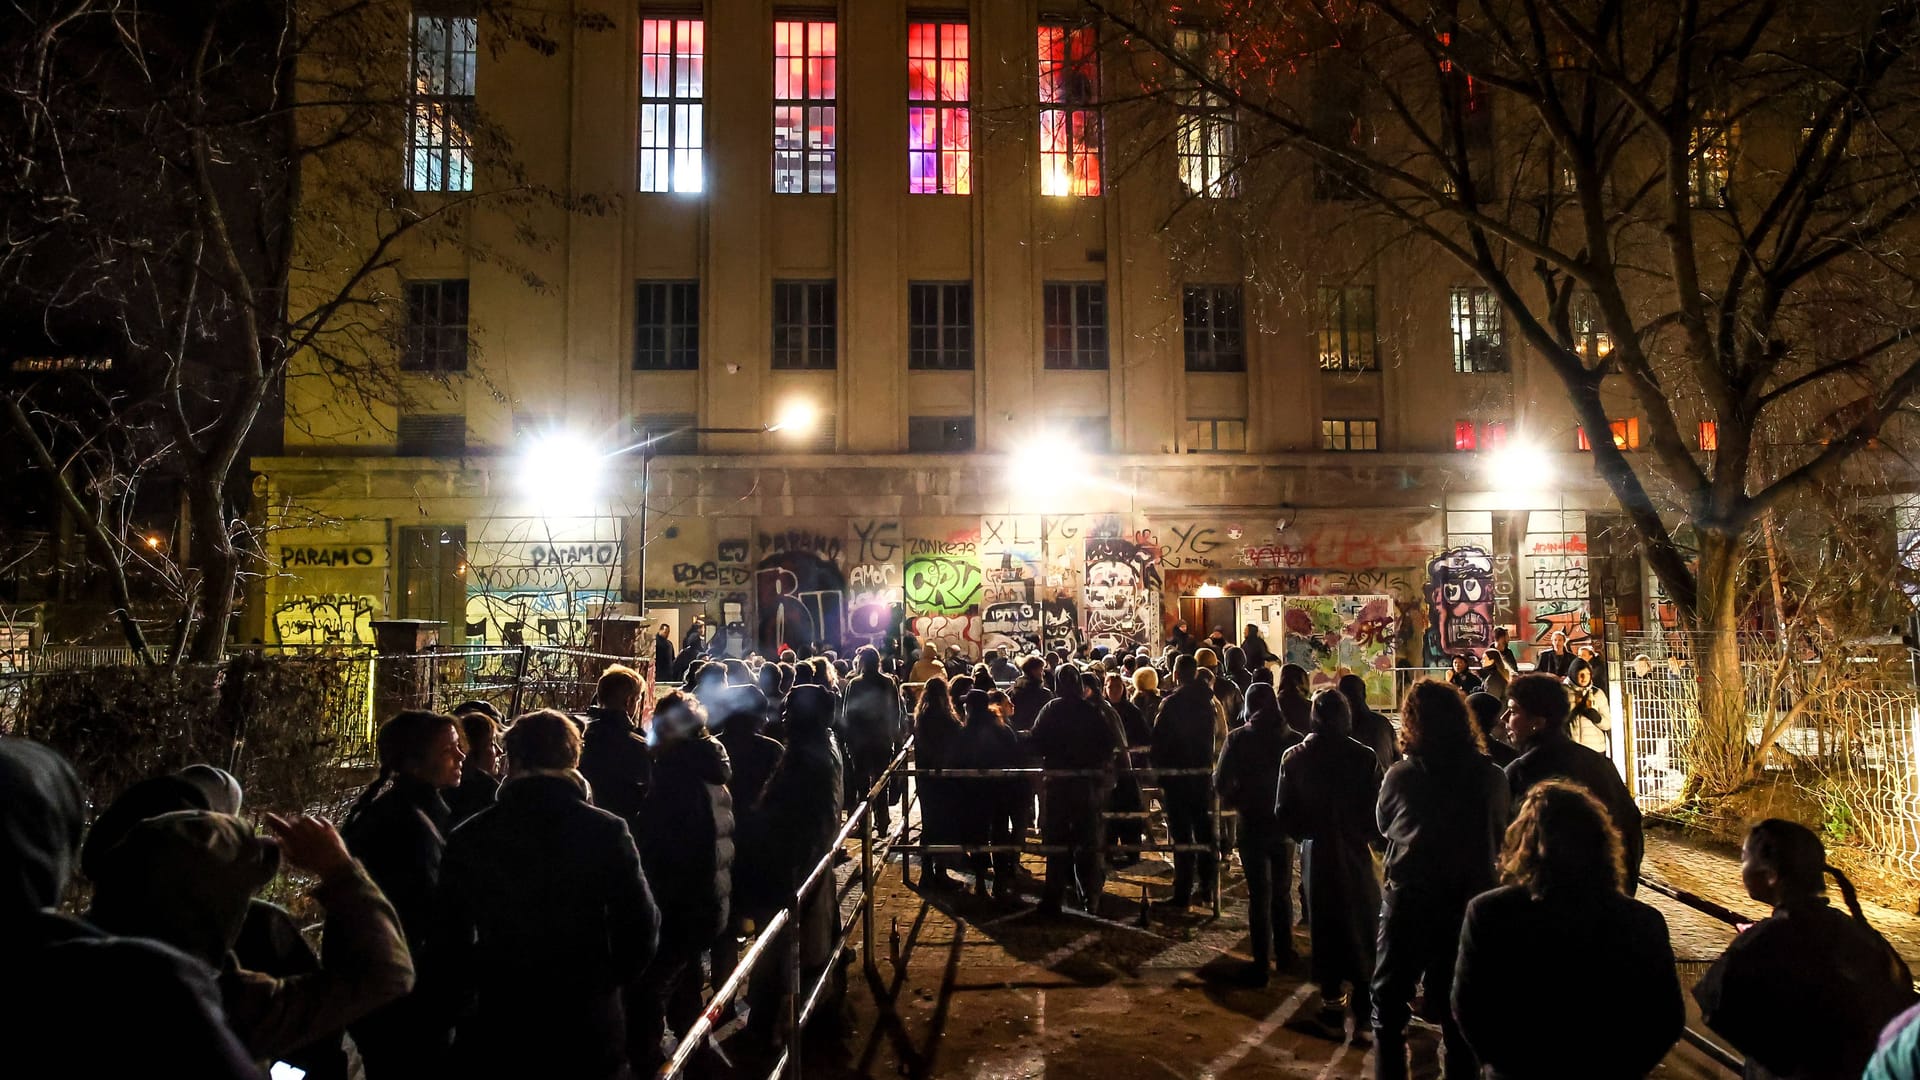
[1454,421,1477,451]
[1698,420,1718,451]
[639,19,704,193]
[1578,419,1640,450]
[1038,23,1101,196]
[909,22,970,194]
[774,21,836,193]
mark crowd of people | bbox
[6,622,1920,1079]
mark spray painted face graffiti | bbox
[1428,546,1496,655]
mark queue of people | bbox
[6,624,1919,1080]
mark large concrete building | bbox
[255,1,1667,675]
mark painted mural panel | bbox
[903,518,983,659]
[1519,521,1594,650]
[755,519,852,655]
[1283,595,1397,703]
[979,515,1044,655]
[1083,533,1161,653]
[267,522,389,645]
[273,594,379,646]
[466,517,621,647]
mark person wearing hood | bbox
[341,710,464,1078]
[579,664,653,827]
[1277,664,1313,737]
[89,807,414,1069]
[953,688,1027,901]
[1152,654,1222,910]
[842,645,905,834]
[1505,673,1643,891]
[1,739,260,1079]
[1277,690,1384,1043]
[1371,681,1511,1080]
[1566,660,1613,755]
[1217,645,1250,729]
[1214,682,1304,985]
[1241,623,1274,673]
[744,684,846,1045]
[1338,673,1401,774]
[436,709,660,1079]
[633,691,735,1071]
[1028,662,1120,916]
[1103,672,1151,862]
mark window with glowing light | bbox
[1186,418,1246,453]
[1038,23,1102,196]
[1043,283,1107,369]
[909,21,971,194]
[1318,285,1378,371]
[408,13,476,192]
[1454,421,1477,451]
[1453,420,1510,451]
[1698,420,1718,451]
[1174,28,1237,198]
[1690,112,1736,207]
[774,20,835,193]
[1322,418,1378,451]
[1450,285,1506,373]
[1572,295,1613,363]
[1576,418,1640,450]
[639,18,704,193]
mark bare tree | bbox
[1091,0,1920,795]
[0,1,604,663]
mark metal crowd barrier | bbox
[1636,874,1747,1075]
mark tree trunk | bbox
[185,471,239,663]
[1685,531,1751,797]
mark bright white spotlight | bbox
[770,399,818,436]
[1483,437,1552,490]
[519,430,605,514]
[1196,583,1226,599]
[1009,428,1090,486]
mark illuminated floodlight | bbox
[1483,437,1553,490]
[1008,428,1091,487]
[1196,583,1226,599]
[770,399,818,437]
[519,430,604,514]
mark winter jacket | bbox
[1151,682,1220,774]
[1212,708,1301,838]
[1110,695,1151,747]
[1129,688,1161,737]
[653,634,677,682]
[1454,885,1684,1079]
[1,739,259,1080]
[578,705,652,825]
[1009,675,1052,733]
[717,724,785,814]
[1241,632,1273,671]
[1276,690,1311,738]
[1352,706,1402,773]
[1696,898,1918,1080]
[342,774,450,954]
[437,774,660,1079]
[445,762,499,829]
[951,715,1027,826]
[638,732,735,931]
[1214,678,1246,731]
[1506,732,1644,889]
[842,670,904,760]
[1376,751,1510,900]
[1029,695,1119,774]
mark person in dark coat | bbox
[1169,619,1198,657]
[913,677,966,889]
[341,710,465,1078]
[1241,623,1274,673]
[1008,654,1052,732]
[1465,692,1520,767]
[632,691,735,1071]
[447,709,504,828]
[1129,665,1163,733]
[1535,630,1577,677]
[1217,645,1249,728]
[1214,682,1303,984]
[1152,654,1221,909]
[1695,819,1916,1080]
[1505,673,1643,891]
[654,621,679,683]
[986,648,1021,686]
[1371,680,1510,1080]
[1277,663,1313,737]
[841,646,904,832]
[1103,672,1151,861]
[1276,690,1384,1042]
[1028,663,1119,916]
[711,684,785,990]
[1446,653,1484,695]
[1453,780,1683,1079]
[437,709,659,1080]
[578,664,653,827]
[744,685,846,1044]
[1,739,260,1080]
[1338,673,1401,773]
[953,688,1028,901]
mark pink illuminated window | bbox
[774,20,836,193]
[638,19,704,193]
[1038,23,1101,196]
[909,22,971,194]
[1454,421,1477,451]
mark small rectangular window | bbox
[773,20,836,194]
[909,21,971,194]
[1576,419,1640,451]
[772,280,837,370]
[635,413,697,454]
[1185,418,1247,453]
[1042,283,1108,369]
[1698,420,1718,452]
[1572,295,1613,363]
[908,416,976,452]
[1173,28,1237,198]
[1182,285,1245,372]
[397,413,466,456]
[1317,284,1378,371]
[1038,22,1102,197]
[403,279,469,372]
[908,282,973,370]
[639,18,705,193]
[1321,418,1378,451]
[1454,420,1477,451]
[1690,112,1736,207]
[634,281,699,370]
[1450,285,1506,373]
[1483,421,1509,450]
[408,13,477,192]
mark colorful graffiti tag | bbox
[1427,546,1496,658]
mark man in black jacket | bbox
[578,664,652,826]
[1504,672,1644,891]
[1153,654,1222,909]
[438,709,660,1079]
[1008,654,1052,732]
[1535,630,1577,677]
[1028,664,1119,916]
[633,692,735,1071]
[840,646,903,831]
[1213,683,1302,983]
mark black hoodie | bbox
[579,704,652,824]
[638,731,735,929]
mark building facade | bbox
[255,1,1662,673]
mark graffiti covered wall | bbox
[466,518,622,647]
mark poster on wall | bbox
[1282,595,1397,704]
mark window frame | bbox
[402,279,470,373]
[1450,284,1507,373]
[908,20,972,195]
[633,280,700,371]
[773,19,837,194]
[1185,418,1247,453]
[1182,284,1246,372]
[907,415,977,452]
[907,281,974,371]
[1037,21,1103,197]
[1042,282,1109,370]
[1689,111,1737,208]
[407,12,477,193]
[1173,27,1238,198]
[771,279,838,370]
[638,17,706,194]
[1317,284,1379,372]
[1320,418,1380,452]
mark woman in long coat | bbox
[912,677,965,889]
[1275,690,1384,1042]
[951,688,1027,901]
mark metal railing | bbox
[1636,874,1748,1075]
